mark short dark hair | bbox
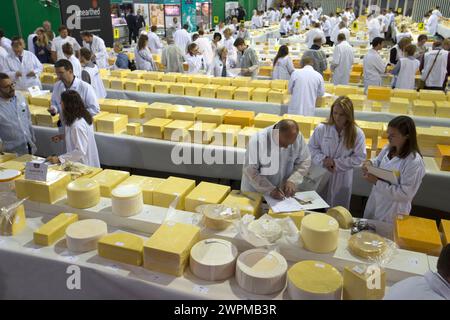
[233,37,245,47]
[151,25,157,32]
[11,36,24,47]
[276,119,299,134]
[192,33,199,42]
[55,59,74,72]
[418,34,428,42]
[62,42,73,55]
[81,31,93,37]
[372,37,384,47]
[79,47,92,61]
[198,29,204,36]
[58,25,68,32]
[0,73,9,80]
[388,116,421,158]
[213,32,222,41]
[61,90,93,127]
[337,33,346,42]
[183,24,189,30]
[437,244,450,279]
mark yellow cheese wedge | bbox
[91,169,130,197]
[142,118,173,139]
[153,176,196,210]
[221,190,263,217]
[15,171,71,204]
[343,265,386,300]
[98,233,144,266]
[188,122,217,144]
[0,203,26,236]
[300,213,339,253]
[348,231,388,259]
[66,178,100,209]
[33,213,78,246]
[211,124,241,146]
[196,108,229,125]
[185,182,231,212]
[96,113,128,134]
[163,120,194,142]
[237,127,261,148]
[254,113,282,128]
[326,206,353,229]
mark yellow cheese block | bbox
[254,113,282,128]
[139,81,157,93]
[435,101,450,118]
[196,108,229,125]
[268,89,289,104]
[91,169,130,197]
[221,190,263,217]
[435,145,450,171]
[184,83,203,96]
[367,86,392,101]
[283,114,316,138]
[169,83,185,95]
[343,265,386,300]
[98,98,118,113]
[223,110,255,128]
[268,208,305,230]
[33,213,78,246]
[66,178,100,208]
[15,171,71,204]
[371,101,383,112]
[0,204,26,236]
[392,89,418,101]
[145,102,174,119]
[126,123,141,136]
[412,100,435,117]
[177,75,192,83]
[161,73,180,82]
[124,79,142,91]
[191,75,211,84]
[417,127,450,157]
[324,83,335,94]
[389,97,409,114]
[347,94,365,111]
[110,70,129,78]
[142,71,164,81]
[335,85,359,96]
[211,124,241,146]
[141,177,165,205]
[188,122,217,144]
[110,78,126,90]
[34,110,59,127]
[251,88,271,102]
[394,215,443,256]
[352,64,363,73]
[231,77,251,87]
[125,70,147,79]
[237,127,261,148]
[217,86,236,100]
[96,113,128,134]
[29,93,51,107]
[98,233,144,266]
[116,101,147,119]
[419,90,447,101]
[356,121,384,145]
[440,219,450,245]
[234,87,254,101]
[92,111,110,130]
[153,176,196,210]
[0,153,16,163]
[143,222,200,276]
[142,118,173,139]
[0,154,40,172]
[185,182,231,212]
[300,213,339,253]
[102,77,112,89]
[154,82,171,94]
[43,64,55,73]
[41,73,57,84]
[210,77,232,86]
[249,79,271,88]
[163,120,194,142]
[349,71,362,84]
[271,80,288,90]
[200,84,219,98]
[171,106,204,121]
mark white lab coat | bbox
[384,271,450,300]
[0,46,8,59]
[279,18,291,34]
[147,32,163,55]
[60,118,100,168]
[331,40,354,85]
[272,56,295,80]
[173,29,191,54]
[241,126,311,193]
[421,49,449,88]
[82,35,108,69]
[368,18,382,43]
[301,15,311,30]
[282,7,292,17]
[185,54,206,74]
[331,26,350,44]
[135,47,156,71]
[363,145,425,223]
[27,34,36,52]
[2,50,43,90]
[322,19,332,38]
[426,14,439,36]
[363,48,386,92]
[194,37,214,66]
[66,55,82,80]
[222,37,237,64]
[396,32,412,44]
[394,57,420,90]
[288,65,325,116]
[210,56,236,77]
[82,63,107,99]
[51,36,80,61]
[308,124,366,209]
[251,15,263,29]
[305,28,326,48]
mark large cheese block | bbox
[335,85,358,96]
[221,190,262,217]
[143,222,200,276]
[169,83,185,95]
[177,74,192,83]
[96,113,128,134]
[435,144,450,171]
[161,73,180,83]
[188,122,217,144]
[33,213,78,246]
[41,72,57,84]
[412,100,435,117]
[419,90,447,101]
[394,215,442,256]
[98,98,118,113]
[142,71,163,81]
[163,120,194,142]
[237,127,261,148]
[251,87,271,102]
[171,106,203,121]
[91,169,130,197]
[211,124,241,146]
[356,120,384,145]
[268,89,289,104]
[392,88,418,101]
[66,178,100,209]
[184,83,203,96]
[210,77,232,86]
[101,77,112,89]
[268,208,305,230]
[249,79,271,88]
[287,260,343,300]
[185,182,231,212]
[348,231,388,259]
[367,86,391,101]
[223,110,255,128]
[98,233,144,266]
[231,77,251,87]
[110,70,129,78]
[65,219,108,253]
[200,84,219,98]
[326,206,353,229]
[235,249,288,295]
[116,101,147,119]
[124,79,142,91]
[300,213,339,253]
[324,83,335,94]
[125,70,147,79]
[189,238,238,281]
[126,122,141,136]
[142,118,173,139]
[417,127,450,157]
[15,171,71,204]
[347,94,365,110]
[140,177,165,205]
[0,153,17,163]
[111,184,143,217]
[233,87,254,101]
[139,81,157,93]
[436,101,450,118]
[271,79,288,90]
[29,93,51,107]
[0,196,26,236]
[145,102,174,119]
[343,265,386,300]
[440,219,450,245]
[153,82,171,94]
[92,111,110,130]
[196,108,229,125]
[153,176,196,210]
[254,113,282,128]
[191,75,211,84]
[283,114,315,138]
[34,110,59,127]
[389,97,409,114]
[110,78,126,90]
[216,86,236,100]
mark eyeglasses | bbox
[0,82,15,89]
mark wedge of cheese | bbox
[33,213,78,246]
[184,182,231,212]
[153,176,196,210]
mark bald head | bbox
[276,119,299,148]
[301,56,314,67]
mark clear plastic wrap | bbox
[0,193,28,236]
[195,204,241,231]
[53,161,97,180]
[162,196,203,227]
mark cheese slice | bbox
[33,213,78,246]
[126,122,141,136]
[0,201,26,236]
[288,260,343,300]
[300,213,339,253]
[440,219,450,245]
[184,182,231,212]
[91,169,130,197]
[221,190,262,217]
[65,219,108,253]
[66,178,101,209]
[348,231,388,259]
[248,218,283,243]
[163,120,194,142]
[254,113,282,128]
[111,184,143,217]
[143,222,200,276]
[98,233,144,266]
[394,215,442,256]
[235,249,288,295]
[343,265,386,300]
[237,127,261,148]
[326,206,353,229]
[189,238,238,281]
[96,113,128,134]
[153,176,196,210]
[211,124,241,146]
[143,118,173,139]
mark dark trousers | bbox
[326,36,332,46]
[128,28,137,44]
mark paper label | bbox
[25,160,48,182]
[315,263,325,269]
[28,86,42,97]
[193,285,209,294]
[115,242,125,246]
[353,265,365,274]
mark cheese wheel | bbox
[326,206,353,229]
[67,178,100,209]
[348,231,387,259]
[199,204,240,230]
[65,219,108,252]
[189,238,238,281]
[111,184,143,217]
[0,169,21,182]
[288,260,343,300]
[248,218,282,243]
[300,213,339,253]
[235,249,287,295]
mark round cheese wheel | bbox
[65,219,108,252]
[248,218,282,243]
[348,231,387,259]
[67,178,100,209]
[288,260,343,300]
[190,238,238,281]
[327,206,353,229]
[0,169,21,182]
[111,184,143,217]
[199,204,240,231]
[235,248,287,295]
[300,213,339,253]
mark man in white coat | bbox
[81,31,108,69]
[331,33,354,85]
[288,56,325,116]
[419,40,450,90]
[331,21,350,45]
[147,26,164,55]
[279,15,291,36]
[1,37,43,90]
[305,22,326,48]
[173,24,191,54]
[51,25,80,62]
[384,244,450,300]
[241,119,311,199]
[426,11,439,37]
[363,37,387,92]
[367,14,382,44]
[194,29,214,69]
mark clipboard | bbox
[367,166,399,184]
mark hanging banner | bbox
[59,0,114,47]
[181,0,196,32]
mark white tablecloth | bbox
[437,24,450,38]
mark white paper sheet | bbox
[264,195,303,213]
[367,166,399,184]
[293,191,330,211]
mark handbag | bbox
[417,49,441,90]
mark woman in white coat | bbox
[272,45,295,80]
[210,46,236,77]
[308,96,366,209]
[135,34,156,71]
[362,116,425,223]
[391,44,420,90]
[47,90,100,167]
[185,43,206,74]
[79,48,107,99]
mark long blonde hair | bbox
[35,28,49,47]
[326,96,358,149]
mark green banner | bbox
[181,0,196,32]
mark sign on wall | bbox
[181,0,196,32]
[59,0,114,47]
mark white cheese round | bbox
[248,218,282,243]
[65,219,108,252]
[326,206,353,229]
[111,184,143,217]
[300,213,339,253]
[200,204,240,230]
[66,178,100,209]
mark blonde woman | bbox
[134,34,156,71]
[308,96,366,208]
[34,28,51,63]
[210,46,236,77]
